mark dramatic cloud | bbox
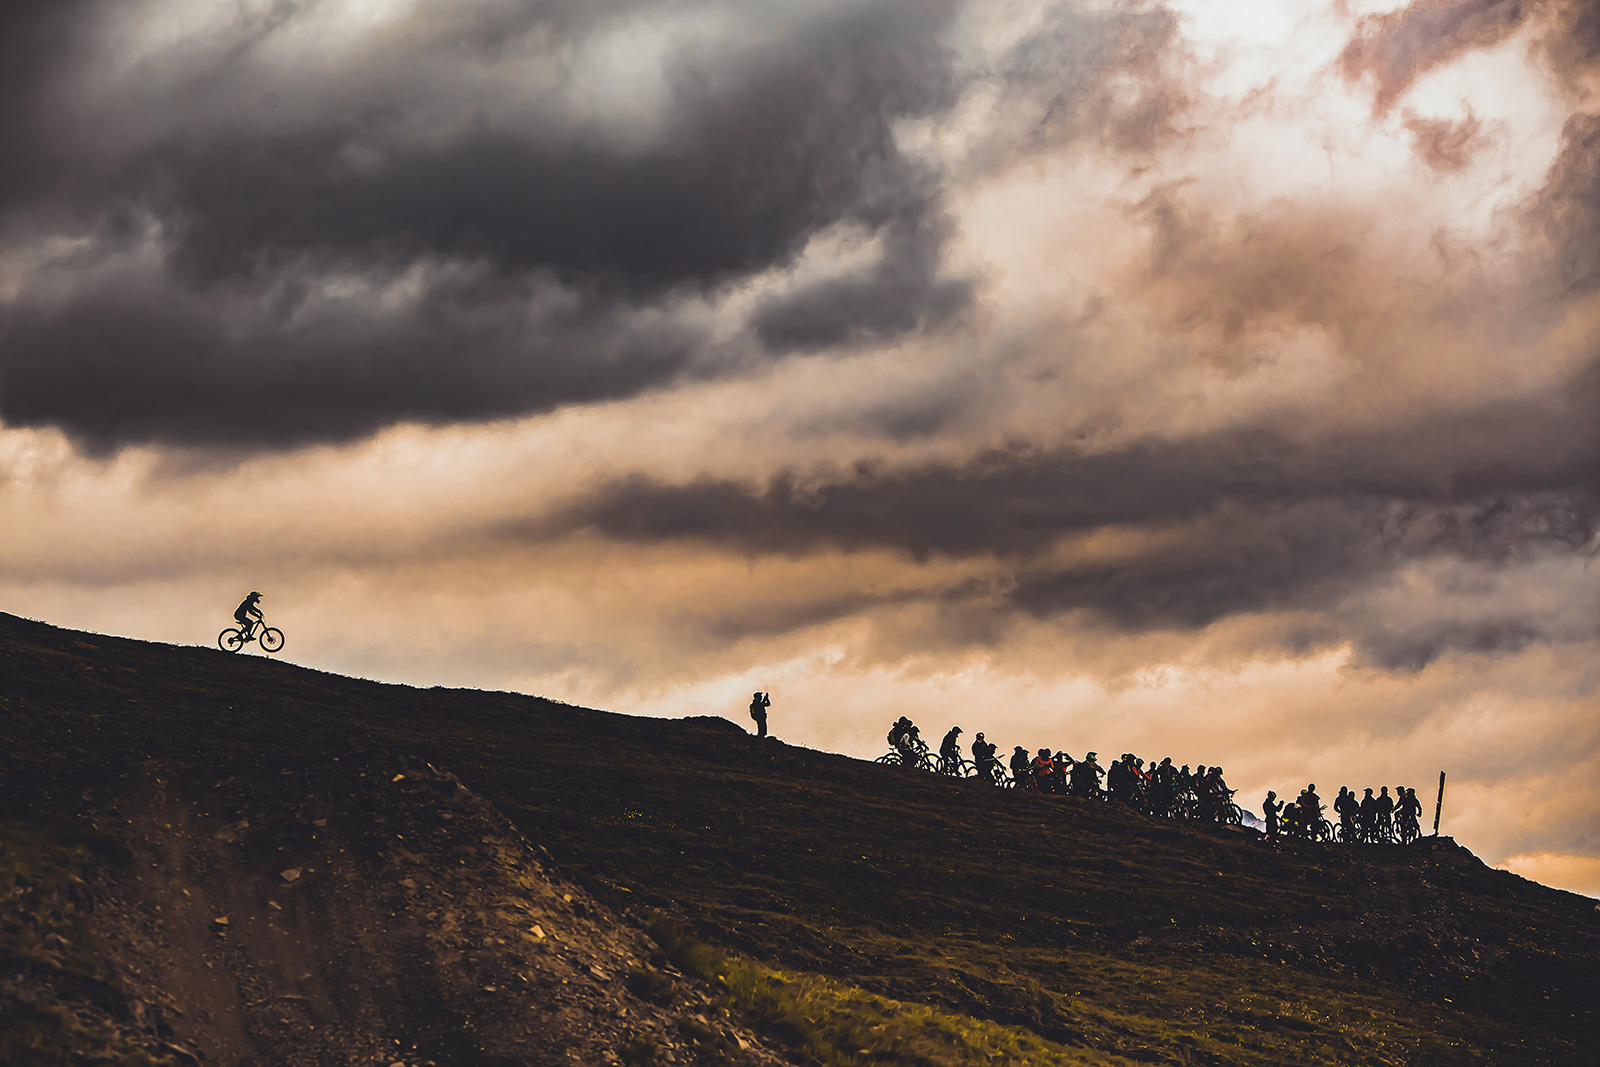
[1340,0,1535,113]
[3,0,1599,893]
[0,0,992,449]
[1534,112,1600,292]
[536,359,1598,653]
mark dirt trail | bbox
[81,755,790,1066]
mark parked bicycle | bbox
[935,753,976,777]
[219,617,285,654]
[875,742,933,772]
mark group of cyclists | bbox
[1264,783,1427,844]
[879,717,1428,844]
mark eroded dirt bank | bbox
[47,755,790,1066]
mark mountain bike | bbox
[875,743,933,772]
[972,761,1011,787]
[1395,812,1421,845]
[219,617,285,654]
[935,753,976,777]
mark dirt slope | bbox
[3,611,1598,1066]
[61,755,790,1066]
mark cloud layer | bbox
[1,0,1598,892]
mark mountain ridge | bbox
[3,611,1598,1065]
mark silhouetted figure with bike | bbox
[219,591,285,653]
[878,717,931,770]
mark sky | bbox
[1,0,1596,894]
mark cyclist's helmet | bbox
[1086,751,1098,760]
[975,732,984,740]
[249,591,262,598]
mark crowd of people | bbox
[879,717,1429,844]
[1264,783,1427,844]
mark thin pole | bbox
[1432,770,1446,837]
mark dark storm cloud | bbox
[1353,617,1542,673]
[532,361,1599,644]
[0,0,1012,449]
[127,1,962,294]
[0,0,97,211]
[1005,491,1596,628]
[753,215,974,352]
[0,265,701,451]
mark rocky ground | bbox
[8,755,793,1066]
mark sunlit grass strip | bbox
[647,916,1139,1067]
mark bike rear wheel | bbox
[259,627,285,653]
[218,628,245,652]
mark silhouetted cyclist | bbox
[1375,786,1395,841]
[1396,786,1423,841]
[1357,788,1378,842]
[887,717,924,763]
[1201,766,1233,822]
[234,591,264,637]
[1148,757,1177,817]
[1010,745,1033,789]
[971,732,1000,783]
[1334,787,1358,841]
[1108,754,1135,803]
[941,726,963,768]
[1031,748,1057,793]
[1051,751,1074,794]
[1299,783,1321,816]
[1070,752,1105,799]
[749,691,771,738]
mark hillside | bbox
[2,612,1598,1066]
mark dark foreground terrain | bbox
[2,612,1597,1066]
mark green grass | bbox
[647,916,1137,1067]
[3,611,1597,1065]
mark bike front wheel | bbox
[258,627,285,653]
[218,628,245,652]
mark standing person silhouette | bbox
[234,591,264,638]
[748,691,771,738]
[1262,790,1283,838]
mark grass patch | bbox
[647,916,1137,1067]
